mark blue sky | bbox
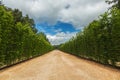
[3,0,109,45]
[35,21,80,45]
[36,21,80,35]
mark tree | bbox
[0,5,53,68]
[59,8,120,67]
[106,0,120,9]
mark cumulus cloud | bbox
[59,1,109,29]
[3,0,110,45]
[47,32,77,45]
[3,0,109,29]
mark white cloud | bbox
[3,0,110,29]
[47,32,77,45]
[54,28,62,33]
[59,1,109,29]
[3,0,110,45]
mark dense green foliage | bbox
[106,0,120,9]
[60,7,120,67]
[0,6,53,68]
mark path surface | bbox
[0,50,120,80]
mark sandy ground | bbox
[0,50,120,80]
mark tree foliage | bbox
[106,0,120,9]
[60,8,120,67]
[0,6,53,68]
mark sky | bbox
[3,0,110,45]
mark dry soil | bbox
[0,50,120,80]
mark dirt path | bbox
[0,50,120,80]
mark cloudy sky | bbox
[3,0,109,45]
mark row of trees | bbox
[0,6,53,68]
[60,1,120,67]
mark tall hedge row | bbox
[60,7,120,67]
[0,6,53,68]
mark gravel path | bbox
[0,50,120,80]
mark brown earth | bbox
[0,50,120,80]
